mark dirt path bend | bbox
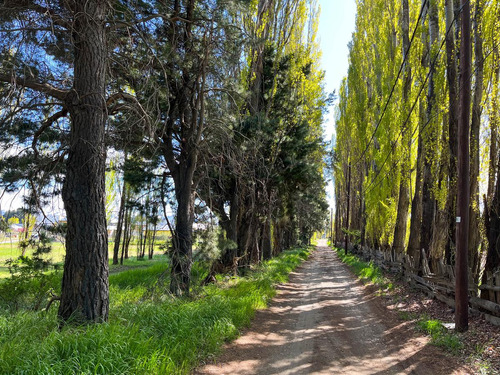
[194,240,470,375]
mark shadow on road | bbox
[195,242,467,375]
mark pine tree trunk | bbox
[58,0,109,324]
[138,217,145,259]
[262,217,272,261]
[170,180,195,296]
[112,177,127,265]
[124,206,132,260]
[120,204,132,265]
[219,179,240,267]
[148,222,157,260]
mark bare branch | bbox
[0,73,68,100]
[32,108,68,158]
[1,2,70,29]
[107,14,195,31]
[44,289,61,312]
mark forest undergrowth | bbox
[0,247,310,374]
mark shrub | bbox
[0,234,60,311]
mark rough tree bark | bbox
[154,0,209,296]
[58,0,109,323]
[170,177,196,295]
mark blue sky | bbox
[317,0,357,207]
[317,0,357,141]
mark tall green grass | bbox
[0,247,310,374]
[334,247,393,290]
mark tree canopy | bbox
[0,0,329,323]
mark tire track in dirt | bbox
[194,240,470,374]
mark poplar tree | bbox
[335,0,500,290]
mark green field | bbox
[0,245,310,374]
[0,240,167,278]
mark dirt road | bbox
[195,240,470,375]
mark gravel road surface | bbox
[195,240,469,375]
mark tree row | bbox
[334,0,500,292]
[0,0,328,324]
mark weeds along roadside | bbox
[0,246,311,375]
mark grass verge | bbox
[333,247,393,291]
[0,247,310,374]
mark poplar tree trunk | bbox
[58,0,109,323]
[482,172,500,299]
[420,0,439,262]
[408,97,425,271]
[487,7,500,214]
[335,182,343,245]
[481,6,500,296]
[407,1,429,270]
[469,0,484,283]
[444,0,459,265]
[392,0,411,255]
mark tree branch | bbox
[0,73,68,100]
[1,2,70,29]
[32,108,68,158]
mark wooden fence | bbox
[337,242,500,326]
